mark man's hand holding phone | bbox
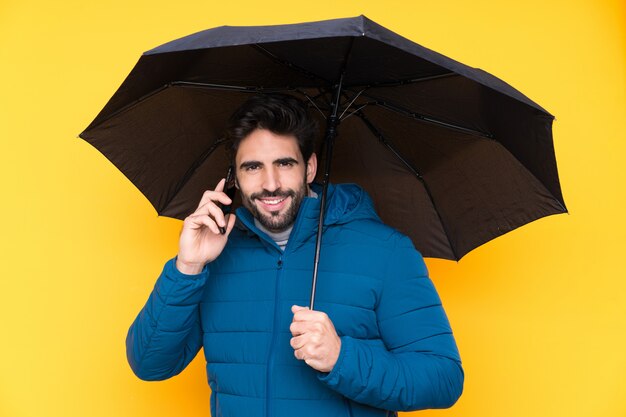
[176,177,237,275]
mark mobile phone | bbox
[219,166,237,234]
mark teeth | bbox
[262,198,285,205]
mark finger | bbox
[290,321,323,339]
[196,179,224,208]
[293,309,327,323]
[206,202,227,229]
[293,345,315,361]
[291,305,309,314]
[197,190,233,210]
[294,348,305,361]
[219,208,237,235]
[224,213,237,237]
[187,213,221,235]
[289,321,307,336]
[301,345,317,359]
[290,320,319,335]
[196,179,232,209]
[214,177,226,193]
[194,200,227,229]
[290,335,306,350]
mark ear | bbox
[305,153,317,184]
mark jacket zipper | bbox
[266,254,284,417]
[235,207,307,417]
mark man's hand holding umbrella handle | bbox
[176,178,237,275]
[290,305,341,373]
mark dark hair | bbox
[225,93,318,163]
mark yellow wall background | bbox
[1,0,625,416]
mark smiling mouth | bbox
[260,197,286,205]
[256,196,289,211]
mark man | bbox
[126,94,463,417]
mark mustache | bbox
[250,189,295,200]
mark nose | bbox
[261,166,280,192]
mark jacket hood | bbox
[310,182,381,226]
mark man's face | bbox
[235,129,317,233]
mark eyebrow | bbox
[239,160,262,170]
[239,157,299,170]
[275,157,299,166]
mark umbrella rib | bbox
[172,81,297,93]
[355,111,460,260]
[356,71,457,89]
[337,87,376,121]
[294,89,327,119]
[175,82,334,120]
[159,138,228,214]
[81,84,171,133]
[334,72,457,122]
[362,93,493,139]
[339,88,366,120]
[82,82,299,134]
[340,102,369,121]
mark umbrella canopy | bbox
[80,15,566,262]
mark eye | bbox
[278,161,294,167]
[245,163,261,171]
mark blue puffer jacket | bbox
[127,183,463,417]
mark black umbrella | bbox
[80,15,566,308]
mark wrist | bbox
[175,258,205,275]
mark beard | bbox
[241,177,308,233]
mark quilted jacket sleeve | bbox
[126,258,206,381]
[319,234,464,411]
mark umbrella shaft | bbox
[310,75,344,310]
